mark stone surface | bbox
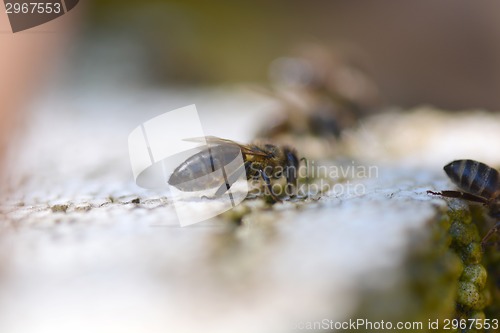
[1,90,499,332]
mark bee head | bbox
[263,144,279,157]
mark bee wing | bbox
[183,136,270,157]
[183,136,239,146]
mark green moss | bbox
[448,208,473,225]
[439,213,452,229]
[349,199,498,333]
[262,194,279,205]
[480,288,492,308]
[457,281,481,310]
[461,265,487,290]
[220,204,251,226]
[429,202,500,331]
[469,310,486,321]
[461,242,483,265]
[483,249,500,319]
[447,252,465,281]
[50,203,68,213]
[442,203,499,328]
[450,221,481,247]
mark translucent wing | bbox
[183,136,270,157]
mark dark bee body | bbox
[168,136,300,201]
[444,159,500,200]
[428,159,500,247]
[168,145,241,191]
[257,48,378,142]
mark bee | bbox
[258,46,379,142]
[167,136,302,202]
[256,91,360,140]
[428,159,500,248]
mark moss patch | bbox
[446,204,498,332]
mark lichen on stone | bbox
[443,201,499,331]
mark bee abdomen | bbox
[444,159,499,198]
[168,145,241,191]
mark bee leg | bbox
[300,157,309,199]
[285,183,295,199]
[213,162,247,197]
[260,170,282,203]
[427,190,488,204]
[481,221,500,249]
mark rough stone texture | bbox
[1,90,499,332]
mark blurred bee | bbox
[257,45,379,141]
[428,159,500,248]
[255,87,362,140]
[168,136,302,202]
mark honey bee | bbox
[258,46,379,142]
[256,88,361,140]
[168,136,302,202]
[428,159,500,248]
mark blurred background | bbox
[77,0,500,108]
[4,0,500,177]
[2,1,500,332]
[4,0,500,165]
[4,0,500,172]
